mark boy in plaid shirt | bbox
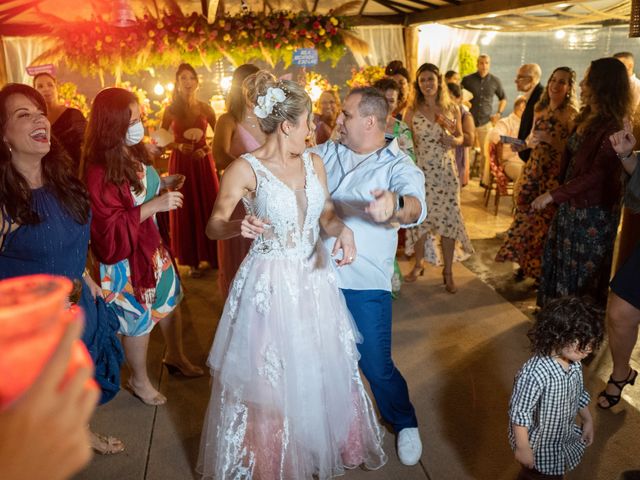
[509,297,604,479]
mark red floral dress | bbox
[495,106,575,279]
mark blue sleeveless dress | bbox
[0,187,123,404]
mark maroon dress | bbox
[168,110,219,269]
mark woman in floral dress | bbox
[404,63,473,293]
[496,67,578,282]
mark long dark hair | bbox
[413,63,453,112]
[0,84,89,225]
[575,57,632,134]
[169,63,199,120]
[82,87,150,194]
[535,66,578,113]
[226,64,260,121]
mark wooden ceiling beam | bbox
[407,0,560,24]
[359,0,371,15]
[406,0,443,10]
[350,13,407,25]
[377,0,421,13]
[372,0,407,14]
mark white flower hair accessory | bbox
[254,87,287,119]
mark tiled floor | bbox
[76,180,640,480]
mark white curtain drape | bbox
[417,24,481,72]
[2,36,53,84]
[352,25,406,67]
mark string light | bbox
[153,82,165,96]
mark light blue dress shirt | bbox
[312,139,427,291]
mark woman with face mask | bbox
[161,63,219,278]
[84,87,203,408]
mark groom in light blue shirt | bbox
[312,87,426,466]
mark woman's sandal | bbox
[91,431,125,455]
[598,368,638,409]
[404,265,424,283]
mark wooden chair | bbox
[483,142,514,215]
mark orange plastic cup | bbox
[0,274,95,409]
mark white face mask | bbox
[125,121,144,146]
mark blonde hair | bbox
[252,71,312,134]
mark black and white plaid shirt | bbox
[508,355,590,475]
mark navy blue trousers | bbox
[341,289,418,432]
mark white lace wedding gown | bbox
[197,152,386,479]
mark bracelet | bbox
[82,268,89,278]
[617,151,634,160]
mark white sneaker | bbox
[397,427,422,466]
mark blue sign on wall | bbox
[292,48,318,66]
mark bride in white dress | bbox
[199,73,386,479]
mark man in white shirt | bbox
[312,87,427,467]
[614,52,640,112]
[487,96,527,181]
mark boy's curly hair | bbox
[528,296,605,356]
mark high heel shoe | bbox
[126,381,167,406]
[442,270,457,294]
[598,368,638,409]
[404,265,424,283]
[163,359,204,378]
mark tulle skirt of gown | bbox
[198,245,386,479]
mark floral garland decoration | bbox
[346,65,386,89]
[56,82,89,117]
[32,7,368,80]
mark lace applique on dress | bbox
[241,152,326,260]
[253,272,272,315]
[257,343,285,387]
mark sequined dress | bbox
[197,152,386,479]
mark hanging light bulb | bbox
[112,0,136,27]
[555,30,566,39]
[153,82,165,96]
[166,82,175,92]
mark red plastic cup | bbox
[0,274,95,409]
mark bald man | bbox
[515,63,544,162]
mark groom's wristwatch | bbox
[395,194,405,215]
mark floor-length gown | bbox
[537,133,622,310]
[217,123,261,298]
[198,152,386,479]
[0,188,123,403]
[405,111,474,264]
[168,112,219,268]
[495,107,574,279]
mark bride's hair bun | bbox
[247,71,311,134]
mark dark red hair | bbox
[82,87,150,193]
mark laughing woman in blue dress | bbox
[0,84,124,454]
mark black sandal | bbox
[598,368,638,409]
